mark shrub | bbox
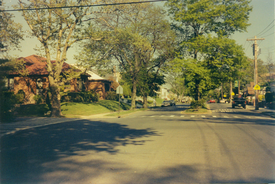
[34,95,44,104]
[61,91,99,103]
[190,99,206,110]
[105,91,118,101]
[0,92,17,122]
[16,90,25,104]
[148,100,153,104]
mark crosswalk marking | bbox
[213,116,216,117]
[201,115,205,118]
[180,115,184,117]
[191,115,195,117]
[170,115,175,117]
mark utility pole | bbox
[247,36,265,110]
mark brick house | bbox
[5,55,112,103]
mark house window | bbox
[4,78,14,90]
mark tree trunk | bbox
[143,93,148,108]
[131,80,137,110]
[48,77,62,117]
[195,82,200,101]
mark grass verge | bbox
[13,100,131,118]
[61,100,131,117]
[182,103,210,114]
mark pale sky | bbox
[4,0,275,64]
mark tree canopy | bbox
[76,2,175,109]
[165,0,252,100]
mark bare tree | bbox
[17,0,101,116]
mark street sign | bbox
[254,85,260,90]
[116,85,123,94]
[231,92,235,96]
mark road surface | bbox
[1,103,275,183]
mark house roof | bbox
[70,64,111,81]
[9,55,81,76]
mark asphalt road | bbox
[1,103,275,183]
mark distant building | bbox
[156,86,170,100]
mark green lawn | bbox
[14,100,131,118]
[61,100,131,117]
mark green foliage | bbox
[165,0,251,100]
[61,91,99,103]
[105,91,119,101]
[0,92,17,122]
[190,99,206,110]
[16,104,50,117]
[16,90,25,104]
[76,4,176,109]
[34,95,44,105]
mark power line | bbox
[0,0,167,12]
[261,31,274,38]
[256,19,275,37]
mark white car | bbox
[220,99,228,103]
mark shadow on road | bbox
[0,119,159,183]
[150,104,189,112]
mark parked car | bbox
[219,99,228,103]
[161,100,171,107]
[170,100,176,106]
[208,99,216,103]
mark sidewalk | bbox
[246,105,275,112]
[0,117,78,138]
[246,105,275,118]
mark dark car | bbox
[169,100,176,106]
[232,97,246,109]
[161,100,171,107]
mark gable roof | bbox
[9,55,81,76]
[70,64,111,81]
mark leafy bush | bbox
[148,100,153,104]
[61,91,99,103]
[16,90,25,104]
[105,91,119,101]
[190,99,206,110]
[34,95,44,104]
[0,92,17,122]
[16,104,50,117]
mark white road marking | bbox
[191,115,195,117]
[201,115,205,118]
[224,116,228,118]
[180,115,185,117]
[212,116,216,118]
[234,116,239,118]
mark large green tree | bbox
[77,3,175,109]
[16,0,101,116]
[165,0,252,100]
